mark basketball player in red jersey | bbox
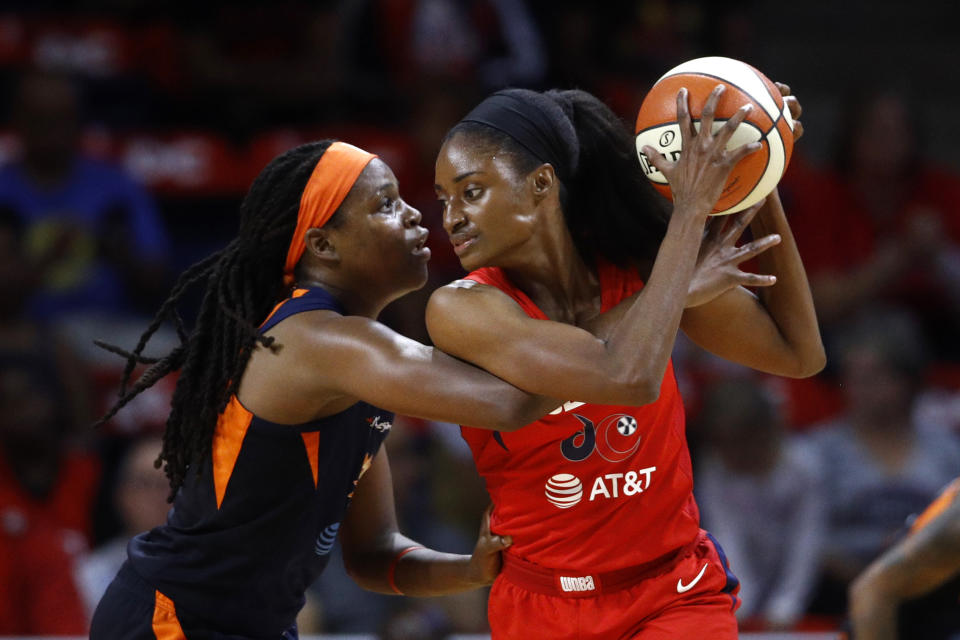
[429,85,824,638]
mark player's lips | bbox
[449,233,477,256]
[410,228,431,259]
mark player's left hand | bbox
[685,197,781,308]
[776,82,804,141]
[466,504,512,586]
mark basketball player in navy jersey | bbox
[849,478,960,639]
[89,141,561,639]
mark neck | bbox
[498,218,599,323]
[294,275,396,319]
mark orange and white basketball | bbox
[635,56,795,215]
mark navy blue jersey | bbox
[127,288,392,637]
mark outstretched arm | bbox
[848,484,960,640]
[340,450,509,596]
[255,311,560,431]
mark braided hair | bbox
[97,140,338,500]
[445,89,669,267]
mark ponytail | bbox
[551,90,668,266]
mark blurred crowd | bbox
[1,0,959,637]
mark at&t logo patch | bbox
[544,473,583,508]
[544,467,657,509]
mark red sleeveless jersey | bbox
[463,262,700,573]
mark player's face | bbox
[434,133,540,272]
[330,159,430,292]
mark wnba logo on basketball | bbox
[544,474,583,508]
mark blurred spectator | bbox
[0,359,100,544]
[0,506,88,634]
[788,88,960,360]
[176,1,344,136]
[339,0,546,119]
[696,378,825,631]
[0,208,92,437]
[0,359,96,633]
[0,68,170,327]
[74,434,168,618]
[807,310,960,614]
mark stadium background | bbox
[1,0,959,638]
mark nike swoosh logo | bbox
[676,563,708,593]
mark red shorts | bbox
[488,530,740,640]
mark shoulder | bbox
[426,280,530,354]
[429,278,512,308]
[265,308,383,353]
[427,279,523,322]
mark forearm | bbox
[748,190,825,375]
[346,532,486,597]
[856,516,960,602]
[849,597,898,640]
[603,208,706,397]
[849,504,960,639]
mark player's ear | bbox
[531,164,556,202]
[305,228,339,264]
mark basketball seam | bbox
[717,132,771,214]
[634,119,763,138]
[660,71,775,123]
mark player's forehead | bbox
[338,158,399,212]
[435,133,517,187]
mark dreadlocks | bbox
[97,140,336,500]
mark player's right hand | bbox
[466,504,512,586]
[641,85,762,219]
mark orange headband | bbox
[283,141,377,285]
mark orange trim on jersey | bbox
[301,431,320,488]
[260,288,309,329]
[911,477,960,534]
[152,590,186,640]
[283,142,377,286]
[212,396,254,509]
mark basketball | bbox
[634,56,795,215]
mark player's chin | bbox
[401,258,430,291]
[456,249,485,273]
